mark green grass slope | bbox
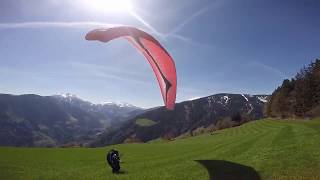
[135,118,157,127]
[1,119,320,180]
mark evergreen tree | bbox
[267,58,320,118]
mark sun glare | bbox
[84,0,133,14]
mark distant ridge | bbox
[0,93,144,147]
[91,93,269,146]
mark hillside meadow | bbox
[1,119,320,180]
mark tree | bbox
[267,58,320,118]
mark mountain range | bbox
[0,93,143,147]
[0,93,269,147]
[90,93,269,147]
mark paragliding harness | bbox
[106,149,121,173]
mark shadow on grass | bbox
[114,171,126,174]
[195,160,261,180]
[106,169,127,175]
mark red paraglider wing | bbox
[85,27,177,110]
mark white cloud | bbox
[249,61,289,79]
[0,21,120,29]
[69,62,151,84]
[167,2,217,36]
[129,1,219,44]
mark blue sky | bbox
[0,0,319,108]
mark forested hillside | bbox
[267,59,320,118]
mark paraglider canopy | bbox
[85,26,177,110]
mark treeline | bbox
[267,59,320,118]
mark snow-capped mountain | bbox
[92,93,270,146]
[55,93,141,109]
[53,93,143,123]
[0,92,268,147]
[101,101,138,108]
[0,93,144,147]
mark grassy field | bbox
[135,118,158,127]
[1,119,320,180]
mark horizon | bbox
[0,91,269,109]
[1,0,319,108]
